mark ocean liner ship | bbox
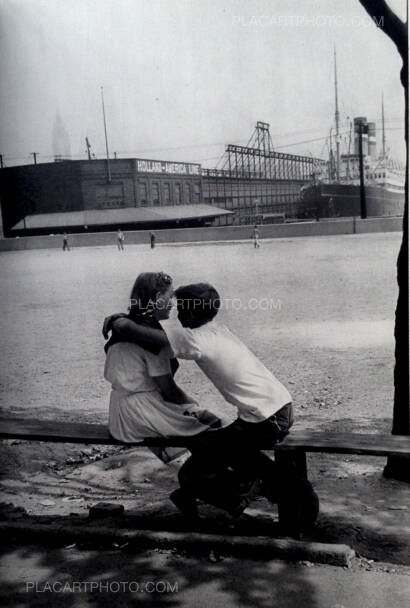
[301,53,405,219]
[300,141,405,218]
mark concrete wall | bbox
[0,216,403,252]
[354,216,403,234]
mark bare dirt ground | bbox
[1,232,409,567]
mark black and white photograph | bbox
[0,1,408,606]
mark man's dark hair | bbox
[174,283,220,324]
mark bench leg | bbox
[275,450,308,540]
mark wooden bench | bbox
[1,417,410,538]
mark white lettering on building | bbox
[136,160,200,175]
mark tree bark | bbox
[358,0,409,481]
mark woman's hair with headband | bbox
[129,272,173,318]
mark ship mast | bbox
[381,92,386,158]
[334,47,341,181]
[101,86,112,183]
[346,120,352,179]
[328,127,334,180]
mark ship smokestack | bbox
[367,122,376,159]
[354,117,368,156]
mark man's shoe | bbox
[228,478,262,518]
[170,489,199,519]
[228,496,251,519]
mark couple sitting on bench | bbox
[103,271,318,527]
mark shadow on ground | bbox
[0,542,319,608]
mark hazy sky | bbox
[0,0,406,168]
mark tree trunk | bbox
[384,204,409,481]
[358,0,409,481]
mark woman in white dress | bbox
[104,272,219,465]
[104,273,276,519]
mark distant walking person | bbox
[62,232,70,251]
[117,229,125,251]
[150,232,156,249]
[252,225,260,248]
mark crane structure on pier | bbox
[216,121,325,181]
[201,122,327,224]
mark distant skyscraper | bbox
[52,111,71,159]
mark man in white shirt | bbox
[116,229,125,251]
[104,282,318,527]
[164,283,296,513]
[252,225,260,248]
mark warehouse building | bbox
[0,158,232,237]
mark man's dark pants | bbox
[179,403,294,512]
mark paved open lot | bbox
[0,232,401,423]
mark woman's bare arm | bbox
[153,375,221,428]
[153,374,196,405]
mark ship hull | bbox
[301,183,404,218]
